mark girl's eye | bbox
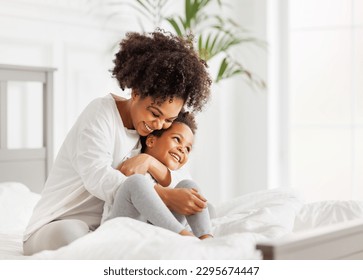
[165,119,173,123]
[173,136,180,143]
[186,147,191,153]
[151,112,160,118]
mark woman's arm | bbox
[74,100,130,205]
[117,154,171,186]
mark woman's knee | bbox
[41,220,89,249]
[23,219,89,255]
[53,219,89,241]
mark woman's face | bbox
[145,122,194,170]
[130,92,184,136]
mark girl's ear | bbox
[146,135,156,148]
[131,89,140,100]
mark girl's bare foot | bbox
[179,229,195,237]
[199,234,213,240]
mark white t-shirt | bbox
[24,94,140,241]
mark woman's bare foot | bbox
[199,234,213,240]
[179,229,195,237]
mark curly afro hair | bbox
[112,30,212,112]
[140,109,197,153]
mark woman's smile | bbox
[144,122,153,132]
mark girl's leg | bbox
[173,180,213,239]
[23,219,89,255]
[107,174,186,234]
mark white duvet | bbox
[1,182,363,260]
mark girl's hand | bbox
[155,184,207,215]
[117,154,151,176]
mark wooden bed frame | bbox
[1,64,363,260]
[256,218,363,259]
[0,64,55,193]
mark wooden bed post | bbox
[0,64,56,193]
[44,69,54,176]
[0,80,7,149]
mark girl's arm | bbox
[117,154,171,186]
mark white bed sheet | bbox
[0,233,24,259]
[0,182,40,259]
[293,200,363,231]
[2,182,362,260]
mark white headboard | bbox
[0,64,55,193]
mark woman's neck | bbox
[112,94,133,129]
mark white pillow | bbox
[212,188,304,239]
[293,200,363,232]
[215,187,303,217]
[0,182,40,233]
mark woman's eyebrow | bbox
[148,105,163,115]
[148,105,178,119]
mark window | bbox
[268,0,363,202]
[7,81,43,149]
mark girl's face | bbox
[145,122,194,170]
[130,92,184,137]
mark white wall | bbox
[269,0,363,202]
[0,0,268,205]
[0,0,124,152]
[182,0,268,203]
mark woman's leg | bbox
[107,174,186,234]
[23,219,89,255]
[173,180,213,239]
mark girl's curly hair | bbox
[112,30,212,112]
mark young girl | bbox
[106,111,213,239]
[23,30,212,255]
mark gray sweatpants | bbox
[106,174,212,237]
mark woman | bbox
[23,30,212,255]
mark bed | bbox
[1,64,363,260]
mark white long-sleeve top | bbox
[24,94,140,241]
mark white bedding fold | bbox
[0,233,27,259]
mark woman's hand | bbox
[117,154,151,176]
[155,184,207,215]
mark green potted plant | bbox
[106,0,266,88]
